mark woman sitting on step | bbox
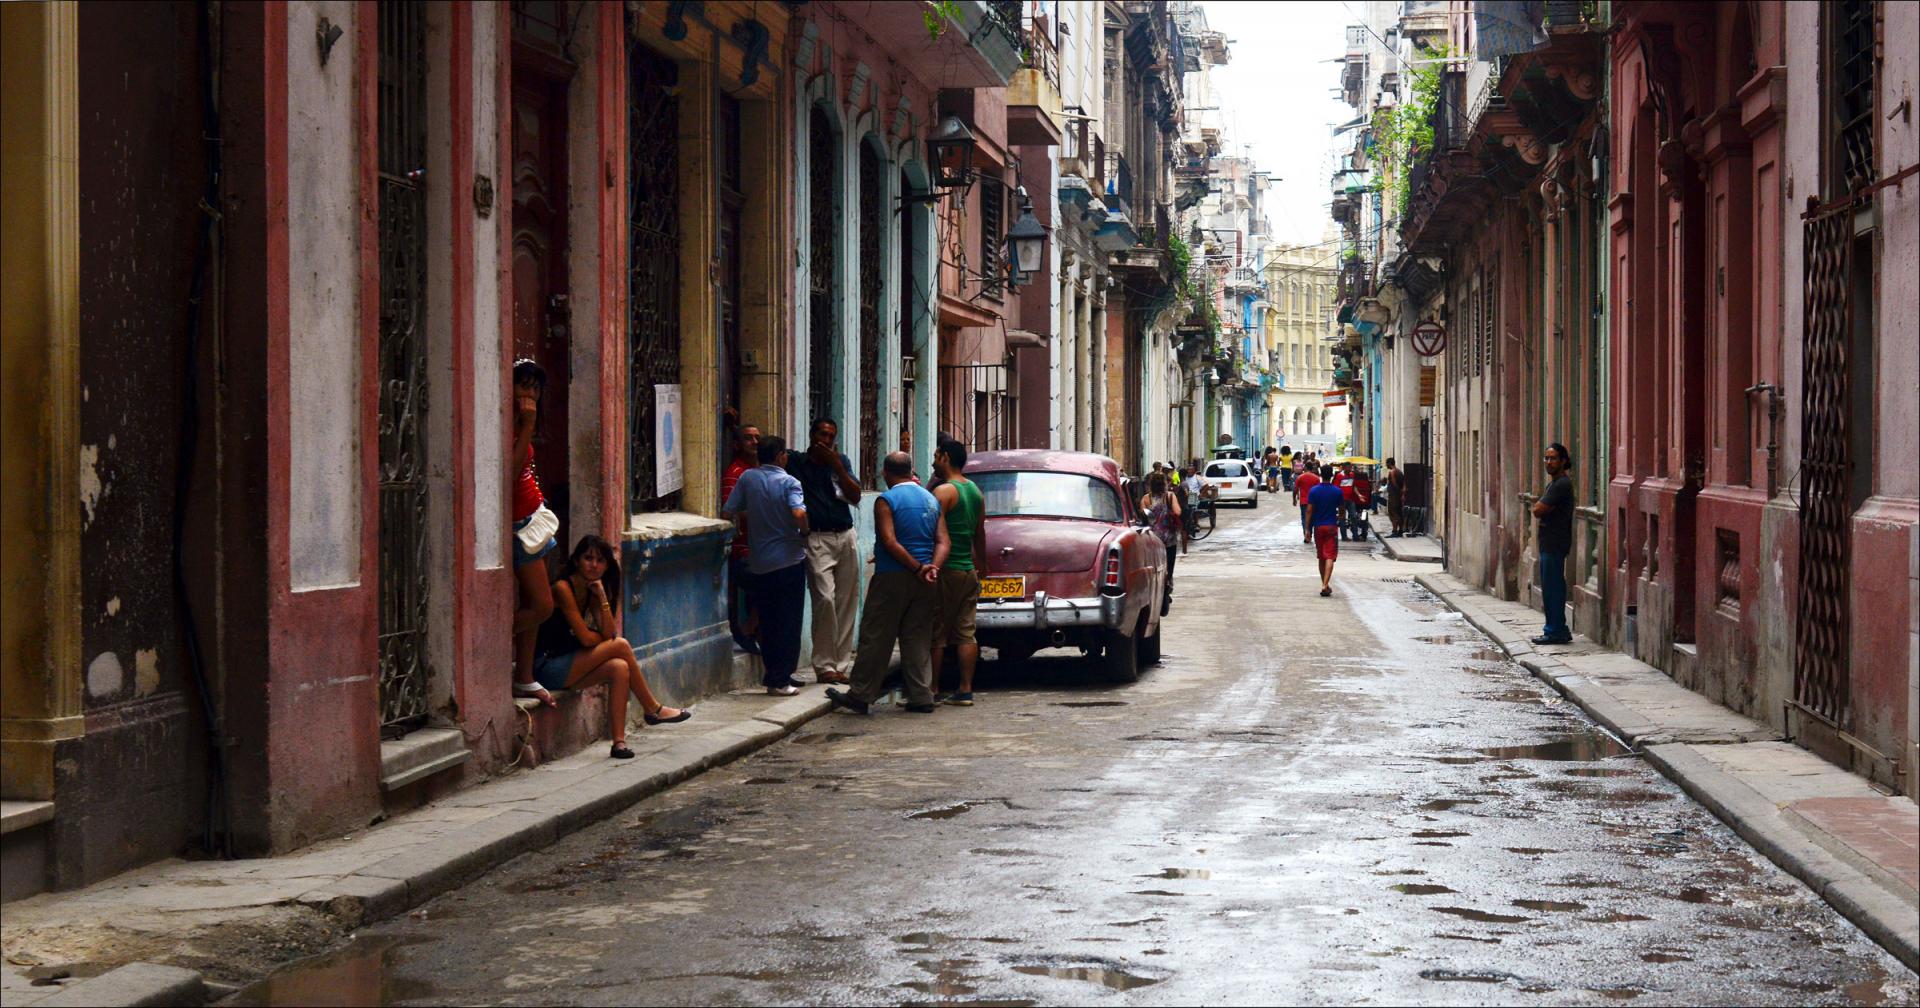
[531,535,692,758]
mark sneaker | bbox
[941,692,975,707]
[824,687,870,714]
[903,702,937,714]
[766,684,800,697]
[1529,634,1573,646]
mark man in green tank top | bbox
[931,438,987,706]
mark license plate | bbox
[979,575,1025,599]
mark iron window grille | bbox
[858,140,884,487]
[808,105,838,426]
[628,43,682,513]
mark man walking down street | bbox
[1293,463,1322,545]
[722,422,762,654]
[1279,445,1295,492]
[722,435,810,695]
[826,452,948,716]
[1531,442,1576,646]
[930,440,986,707]
[1384,457,1406,537]
[787,419,862,685]
[1308,464,1346,597]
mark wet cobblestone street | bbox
[232,505,1918,1006]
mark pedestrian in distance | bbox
[1308,464,1346,596]
[1263,445,1281,492]
[722,434,812,695]
[509,359,561,709]
[1293,461,1322,544]
[529,536,692,758]
[827,452,949,716]
[1336,463,1362,541]
[1351,467,1374,542]
[1139,470,1186,616]
[1384,457,1406,537]
[930,439,987,707]
[1530,442,1576,646]
[1279,444,1295,492]
[786,418,863,685]
[722,419,762,655]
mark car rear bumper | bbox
[975,592,1125,631]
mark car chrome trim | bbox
[976,593,1124,630]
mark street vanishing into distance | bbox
[230,506,1917,1006]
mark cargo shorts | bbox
[933,568,981,647]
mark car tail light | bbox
[1248,478,1257,490]
[1102,545,1124,594]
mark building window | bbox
[627,43,682,512]
[980,177,1006,289]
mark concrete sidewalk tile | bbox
[1787,797,1920,891]
[29,962,204,1008]
[543,758,681,837]
[293,873,410,928]
[351,807,557,904]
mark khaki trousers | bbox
[848,570,938,706]
[804,528,860,676]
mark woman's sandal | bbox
[513,681,558,708]
[644,706,692,725]
[610,741,635,759]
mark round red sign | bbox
[1412,320,1447,357]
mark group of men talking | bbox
[720,419,987,714]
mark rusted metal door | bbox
[376,2,430,735]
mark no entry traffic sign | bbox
[1412,319,1447,357]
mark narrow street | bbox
[231,503,1915,1006]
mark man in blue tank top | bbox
[827,452,949,715]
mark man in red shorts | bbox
[1306,464,1346,597]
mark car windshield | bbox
[1208,462,1248,478]
[973,471,1124,522]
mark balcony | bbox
[1006,7,1064,146]
[861,1,1023,89]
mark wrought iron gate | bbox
[857,141,883,485]
[628,44,680,511]
[1793,0,1877,733]
[808,106,837,425]
[376,2,431,734]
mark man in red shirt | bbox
[1336,464,1359,541]
[1350,468,1373,541]
[723,422,762,653]
[1293,465,1321,545]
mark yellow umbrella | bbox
[1337,455,1381,465]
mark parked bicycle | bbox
[1185,494,1216,542]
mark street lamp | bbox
[928,115,976,189]
[1006,188,1047,282]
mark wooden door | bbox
[510,53,570,550]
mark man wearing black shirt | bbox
[1530,442,1575,645]
[786,418,863,684]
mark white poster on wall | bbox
[654,384,683,495]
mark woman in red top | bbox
[511,360,560,706]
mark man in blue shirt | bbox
[826,452,949,715]
[1307,464,1347,598]
[723,435,810,694]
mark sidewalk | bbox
[1415,569,1919,972]
[1367,513,1442,563]
[1,685,836,1005]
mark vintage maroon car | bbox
[962,450,1168,682]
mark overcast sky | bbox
[1200,0,1356,251]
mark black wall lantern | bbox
[1006,187,1047,282]
[928,115,976,189]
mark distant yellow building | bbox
[1262,243,1346,452]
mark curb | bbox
[295,698,833,929]
[1413,572,1920,973]
[28,963,204,1008]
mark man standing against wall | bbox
[1384,457,1406,538]
[1530,443,1575,645]
[931,439,986,707]
[722,435,810,695]
[826,452,947,716]
[786,419,862,685]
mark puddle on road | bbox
[1642,951,1692,963]
[1011,963,1163,991]
[1674,886,1726,904]
[1053,701,1127,708]
[1389,883,1458,895]
[226,935,437,1006]
[1511,898,1588,913]
[1564,766,1640,777]
[1505,847,1559,855]
[908,799,1018,820]
[1476,736,1632,761]
[743,777,788,785]
[1431,906,1532,924]
[1582,912,1654,923]
[1411,829,1470,838]
[1416,799,1481,811]
[791,732,858,745]
[1420,968,1521,983]
[1140,868,1212,880]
